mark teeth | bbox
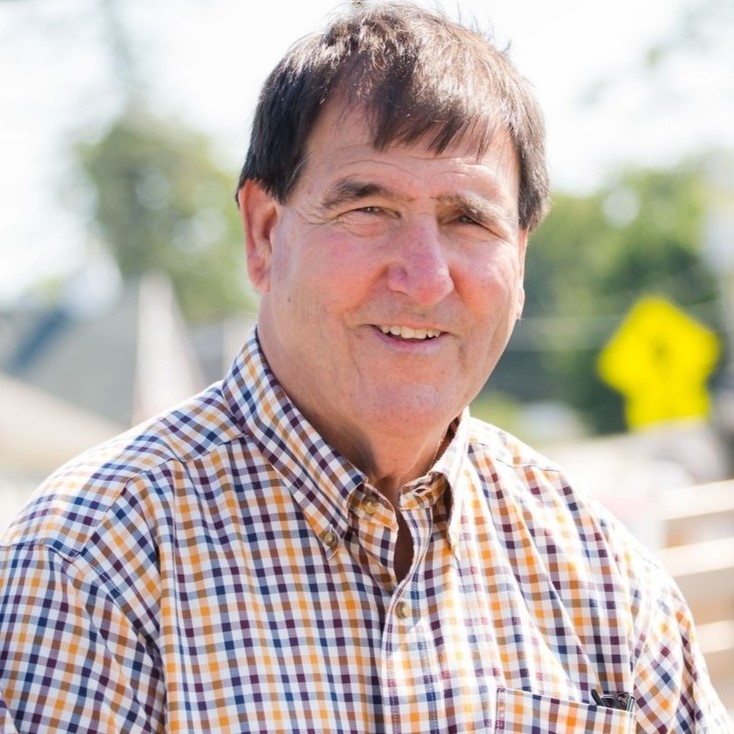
[379,325,441,340]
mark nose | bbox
[386,220,455,305]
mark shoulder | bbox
[464,416,678,621]
[464,416,664,574]
[465,416,569,496]
[1,381,244,557]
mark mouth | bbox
[378,325,443,341]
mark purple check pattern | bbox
[0,329,731,732]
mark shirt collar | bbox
[222,328,470,558]
[222,329,364,554]
[430,409,470,559]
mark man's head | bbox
[238,1,549,232]
[236,2,549,483]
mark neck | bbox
[324,423,451,507]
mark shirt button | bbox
[363,497,378,515]
[395,601,412,620]
[321,530,338,549]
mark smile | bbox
[378,325,442,340]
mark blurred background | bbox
[1,0,733,713]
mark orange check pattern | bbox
[0,330,731,733]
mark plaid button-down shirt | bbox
[0,330,730,733]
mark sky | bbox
[0,0,732,306]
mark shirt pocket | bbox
[496,687,635,734]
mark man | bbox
[0,3,730,732]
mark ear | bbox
[237,180,279,293]
[516,229,529,320]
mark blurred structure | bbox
[0,270,252,527]
[3,272,206,426]
[0,373,123,530]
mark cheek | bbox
[462,254,522,311]
[269,246,344,330]
[300,240,376,305]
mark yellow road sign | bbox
[597,296,720,429]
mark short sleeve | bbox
[629,553,732,732]
[0,543,165,733]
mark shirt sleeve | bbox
[0,542,165,733]
[629,550,733,732]
[0,696,21,734]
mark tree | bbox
[75,104,252,321]
[490,158,723,434]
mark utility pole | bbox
[98,0,139,103]
[703,152,734,469]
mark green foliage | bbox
[496,159,724,434]
[75,105,253,321]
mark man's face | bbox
[241,102,528,453]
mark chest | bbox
[154,496,634,733]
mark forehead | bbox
[302,101,520,201]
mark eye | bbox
[338,204,392,224]
[450,211,511,242]
[352,205,384,215]
[337,205,394,236]
[453,211,494,232]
